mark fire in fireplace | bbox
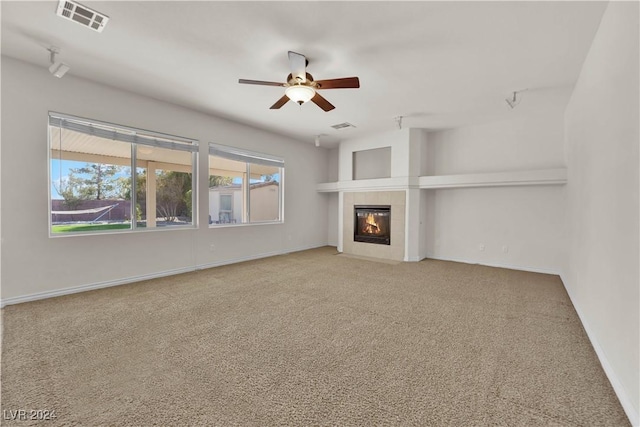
[354,205,391,245]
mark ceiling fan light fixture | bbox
[285,85,315,105]
[239,51,359,112]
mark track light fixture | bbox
[395,116,403,130]
[48,47,70,78]
[505,89,527,109]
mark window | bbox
[49,113,198,235]
[208,143,283,225]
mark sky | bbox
[50,159,77,199]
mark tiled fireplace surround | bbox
[343,191,406,261]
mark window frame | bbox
[48,112,199,237]
[208,143,284,227]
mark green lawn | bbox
[52,223,132,233]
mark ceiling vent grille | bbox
[331,122,356,130]
[56,0,109,33]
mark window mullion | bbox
[192,151,198,227]
[131,143,137,230]
[246,162,251,223]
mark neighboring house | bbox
[209,182,279,224]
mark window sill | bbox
[49,224,197,238]
[208,221,283,229]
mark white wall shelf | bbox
[418,168,567,189]
[317,168,567,192]
[317,177,416,192]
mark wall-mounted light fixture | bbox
[48,47,70,78]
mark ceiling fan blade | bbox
[311,92,335,112]
[288,51,307,83]
[239,79,285,87]
[270,95,290,109]
[315,77,360,89]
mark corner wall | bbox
[422,109,568,274]
[564,2,639,423]
[0,57,330,303]
[327,148,339,247]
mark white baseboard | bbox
[0,244,327,308]
[424,253,561,276]
[0,266,194,308]
[560,274,639,427]
[195,243,326,270]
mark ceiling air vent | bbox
[56,0,109,33]
[331,122,356,130]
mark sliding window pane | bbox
[137,145,193,227]
[50,126,132,234]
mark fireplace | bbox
[354,205,391,245]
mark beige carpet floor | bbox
[1,247,628,426]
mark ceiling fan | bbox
[238,51,360,112]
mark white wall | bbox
[0,57,329,303]
[422,186,567,273]
[564,2,639,423]
[426,110,566,175]
[327,147,339,183]
[422,109,568,273]
[326,193,339,247]
[326,147,339,247]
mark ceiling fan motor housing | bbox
[287,73,314,85]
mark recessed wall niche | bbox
[352,147,391,180]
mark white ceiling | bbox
[1,1,607,147]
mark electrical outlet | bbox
[502,245,509,254]
[479,244,485,251]
[209,244,215,252]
